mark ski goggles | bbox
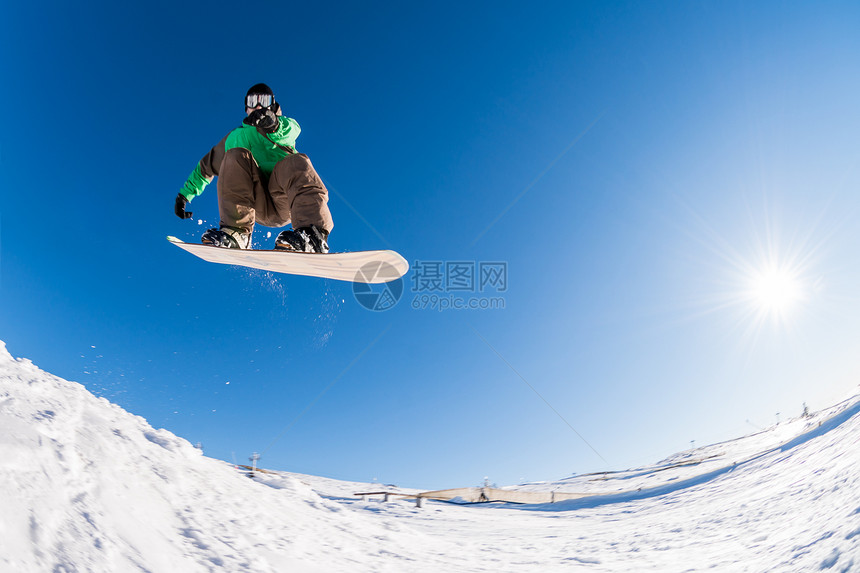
[245,93,275,108]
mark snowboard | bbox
[167,236,408,284]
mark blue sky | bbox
[3,1,860,489]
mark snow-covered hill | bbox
[504,394,860,503]
[1,341,858,572]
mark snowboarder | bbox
[174,83,333,253]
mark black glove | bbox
[175,193,193,219]
[244,108,279,133]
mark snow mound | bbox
[0,342,428,572]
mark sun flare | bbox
[750,266,804,315]
[689,208,826,339]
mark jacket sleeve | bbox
[272,117,301,151]
[180,134,229,201]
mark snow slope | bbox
[1,341,858,572]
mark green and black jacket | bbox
[180,117,301,202]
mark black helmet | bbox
[245,83,275,109]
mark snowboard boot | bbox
[274,225,329,253]
[201,226,250,249]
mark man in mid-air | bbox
[174,83,332,253]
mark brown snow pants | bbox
[217,147,334,236]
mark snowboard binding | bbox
[275,225,329,254]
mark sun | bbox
[678,194,834,342]
[688,214,821,338]
[731,241,817,335]
[749,265,804,316]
